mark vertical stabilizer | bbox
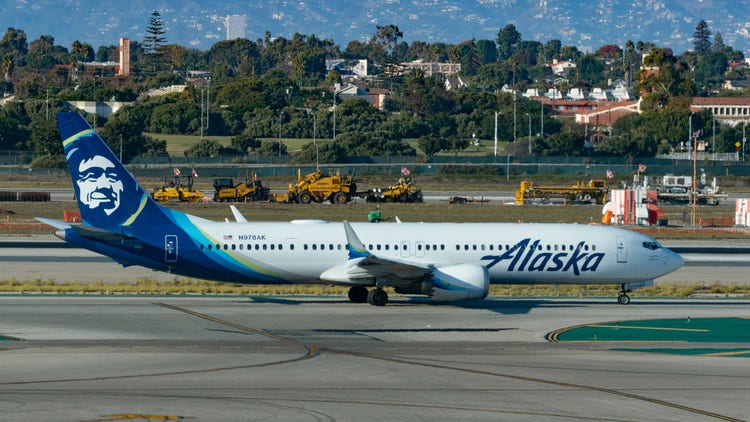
[57,112,150,229]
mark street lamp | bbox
[332,84,340,140]
[278,110,283,157]
[493,111,498,157]
[312,111,318,169]
[527,113,533,151]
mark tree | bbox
[475,39,498,64]
[496,24,521,60]
[100,109,148,163]
[143,10,167,73]
[184,138,222,157]
[231,132,261,154]
[370,24,403,59]
[692,19,712,55]
[418,134,450,156]
[713,31,725,51]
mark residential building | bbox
[336,83,389,110]
[400,60,460,77]
[690,97,750,126]
[225,15,246,40]
[118,38,130,76]
[546,59,576,75]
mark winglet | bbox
[343,221,370,260]
[229,205,248,223]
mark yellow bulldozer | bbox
[151,175,205,203]
[270,169,357,204]
[212,176,270,202]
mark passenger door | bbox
[165,235,178,263]
[616,236,627,263]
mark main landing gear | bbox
[347,286,368,303]
[618,284,631,305]
[347,286,388,306]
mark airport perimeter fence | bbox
[3,153,750,178]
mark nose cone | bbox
[663,247,684,275]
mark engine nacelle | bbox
[429,263,489,301]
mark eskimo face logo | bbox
[75,155,123,216]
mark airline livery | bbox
[39,112,683,306]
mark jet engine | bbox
[428,263,489,301]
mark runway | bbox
[1,296,749,421]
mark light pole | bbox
[312,111,318,169]
[278,110,283,157]
[119,134,123,162]
[540,96,544,140]
[526,113,532,155]
[332,84,340,140]
[513,90,517,143]
[493,111,498,157]
[743,121,747,161]
[712,116,716,155]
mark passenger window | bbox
[223,244,228,250]
[231,244,236,250]
[270,244,275,250]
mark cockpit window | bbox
[642,241,661,250]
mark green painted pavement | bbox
[615,348,750,358]
[549,317,750,342]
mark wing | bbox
[319,221,432,285]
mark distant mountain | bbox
[3,0,749,53]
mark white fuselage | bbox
[189,219,682,286]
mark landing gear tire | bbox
[347,286,368,303]
[367,288,388,306]
[617,294,630,305]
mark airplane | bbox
[38,112,684,306]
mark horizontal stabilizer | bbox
[71,224,133,242]
[35,217,72,230]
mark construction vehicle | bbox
[212,175,270,202]
[361,176,423,203]
[514,179,608,205]
[151,175,204,203]
[270,168,357,204]
[651,172,726,205]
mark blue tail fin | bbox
[57,112,149,229]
